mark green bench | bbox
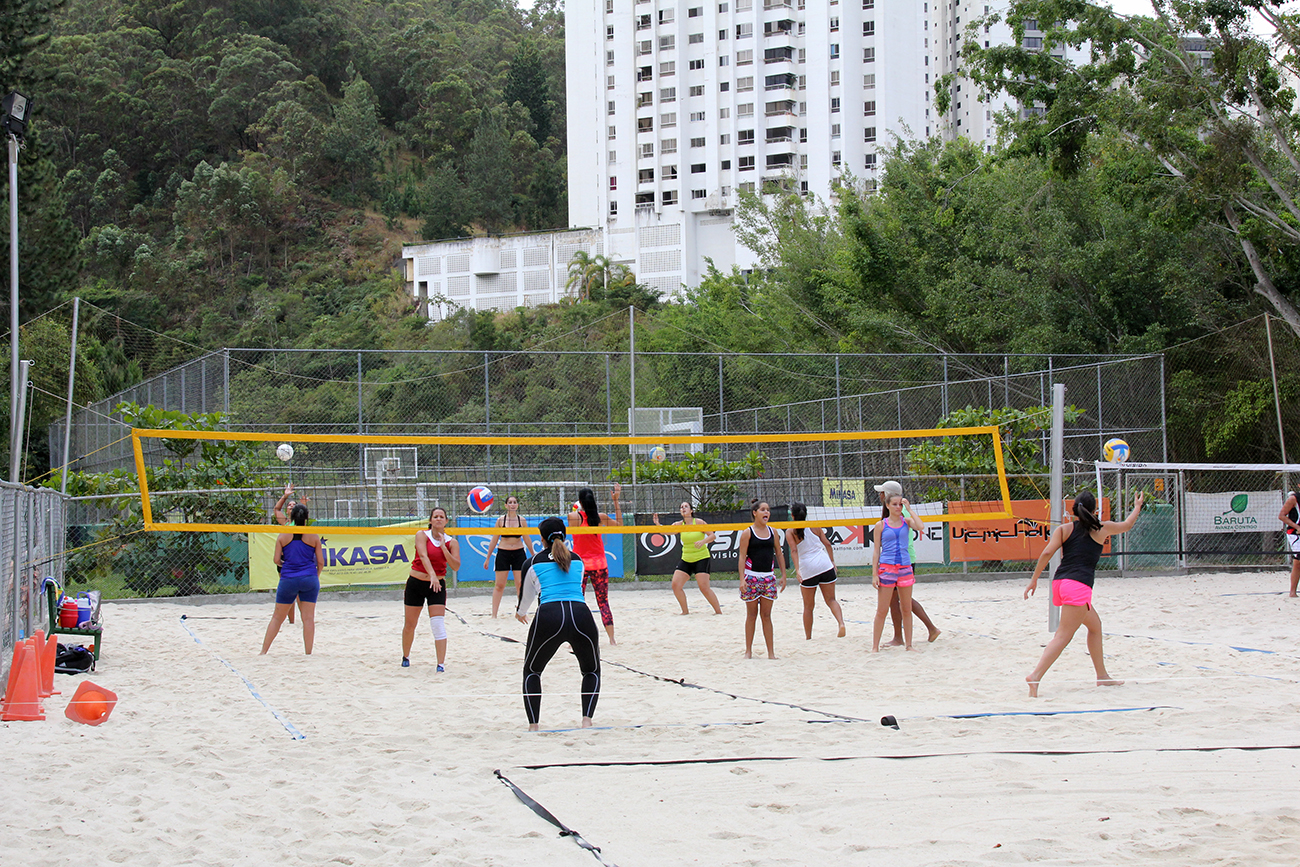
[44,581,102,660]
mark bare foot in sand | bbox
[528,723,540,732]
[905,644,915,651]
[886,636,904,647]
[767,653,778,659]
[1097,677,1124,687]
[581,717,594,728]
[928,627,942,642]
[1026,676,1040,698]
[837,624,847,638]
[744,650,753,659]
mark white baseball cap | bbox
[873,480,903,497]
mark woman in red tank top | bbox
[402,506,461,670]
[569,483,621,644]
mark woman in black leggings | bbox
[516,516,601,730]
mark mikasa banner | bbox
[1185,490,1283,534]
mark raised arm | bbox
[612,483,623,525]
[1103,492,1146,536]
[273,483,293,525]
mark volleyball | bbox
[276,443,294,461]
[649,445,667,463]
[1103,437,1130,463]
[467,485,494,513]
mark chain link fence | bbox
[0,482,68,687]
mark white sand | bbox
[3,572,1299,866]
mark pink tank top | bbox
[571,510,607,571]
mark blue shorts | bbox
[276,573,320,605]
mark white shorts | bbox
[1288,533,1300,558]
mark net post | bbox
[1048,382,1065,633]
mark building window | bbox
[719,1,728,10]
[661,138,678,153]
[692,163,706,173]
[864,126,876,142]
[738,102,754,117]
[663,165,678,180]
[690,110,706,121]
[606,0,613,11]
[831,123,841,137]
[659,8,675,23]
[863,21,875,36]
[607,24,615,39]
[663,189,678,204]
[637,117,654,131]
[638,65,653,81]
[863,0,873,6]
[719,107,730,118]
[864,47,875,62]
[610,201,618,215]
[689,5,703,16]
[737,76,754,92]
[737,0,752,9]
[830,16,839,31]
[641,142,655,158]
[638,40,653,54]
[691,136,706,147]
[719,28,728,39]
[661,87,677,102]
[689,60,705,72]
[864,73,876,88]
[638,91,653,107]
[609,100,617,115]
[660,61,676,76]
[721,158,731,169]
[608,50,615,65]
[638,13,652,28]
[636,192,654,205]
[609,150,617,162]
[608,75,616,89]
[738,181,755,193]
[720,81,730,91]
[738,155,755,170]
[689,32,705,44]
[610,176,618,189]
[1023,36,1042,49]
[830,70,840,86]
[832,151,842,166]
[661,112,677,127]
[638,168,655,183]
[864,100,876,116]
[738,129,755,144]
[865,153,877,167]
[692,188,707,199]
[831,97,840,113]
[609,125,617,139]
[719,55,730,66]
[720,133,730,143]
[799,127,807,142]
[829,43,840,59]
[660,35,676,50]
[736,23,753,38]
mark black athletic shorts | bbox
[404,575,447,607]
[674,556,712,575]
[494,547,528,573]
[800,567,838,588]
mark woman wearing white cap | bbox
[873,481,941,643]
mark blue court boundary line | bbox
[936,705,1176,719]
[179,615,305,740]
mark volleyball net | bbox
[129,425,1016,536]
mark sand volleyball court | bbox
[3,572,1297,866]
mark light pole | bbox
[3,92,31,483]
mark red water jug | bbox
[59,597,80,627]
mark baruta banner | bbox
[634,507,788,575]
[1185,490,1282,535]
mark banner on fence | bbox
[453,515,626,583]
[948,499,1110,563]
[635,508,789,575]
[810,503,945,567]
[1185,490,1282,534]
[250,523,422,589]
[822,478,867,508]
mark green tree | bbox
[503,40,553,144]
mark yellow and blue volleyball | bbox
[467,485,494,513]
[649,445,667,463]
[1103,438,1130,463]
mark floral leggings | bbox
[582,567,613,626]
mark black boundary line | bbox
[494,770,619,867]
[515,743,1300,770]
[447,608,871,723]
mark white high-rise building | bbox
[567,0,932,295]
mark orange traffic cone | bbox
[64,680,117,726]
[1,643,45,721]
[34,631,58,697]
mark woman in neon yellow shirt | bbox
[653,502,723,615]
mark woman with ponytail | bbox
[569,483,622,644]
[516,517,602,730]
[402,506,460,671]
[1023,490,1145,697]
[263,504,324,654]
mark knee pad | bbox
[429,615,447,641]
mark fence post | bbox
[1048,382,1065,632]
[717,354,724,433]
[484,351,492,471]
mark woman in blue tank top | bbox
[1023,490,1145,697]
[263,504,324,654]
[871,493,925,652]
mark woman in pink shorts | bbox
[871,492,925,651]
[737,500,786,659]
[1023,490,1146,697]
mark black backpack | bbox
[55,643,95,675]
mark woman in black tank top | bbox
[1022,490,1145,698]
